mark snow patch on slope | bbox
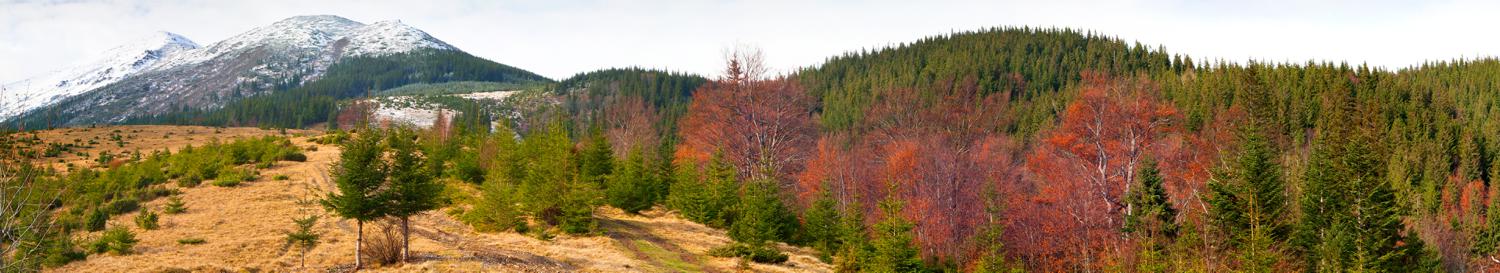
[0,31,198,120]
[150,16,454,70]
[457,90,519,101]
[150,15,361,70]
[365,91,513,128]
[369,95,449,128]
[341,20,456,57]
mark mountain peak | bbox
[0,31,199,120]
[341,19,457,57]
[100,31,199,58]
[275,15,359,25]
[150,31,198,47]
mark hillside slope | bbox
[39,126,830,272]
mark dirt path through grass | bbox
[602,216,716,273]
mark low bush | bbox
[313,132,348,145]
[211,177,240,187]
[177,238,206,245]
[465,180,522,233]
[213,168,257,187]
[243,170,260,181]
[135,187,175,201]
[359,220,403,265]
[177,175,203,187]
[88,226,137,255]
[40,236,87,268]
[279,150,307,162]
[134,208,159,230]
[103,198,140,215]
[85,209,108,231]
[163,196,186,214]
[708,243,789,264]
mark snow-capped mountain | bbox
[0,31,198,120]
[145,15,452,72]
[5,15,461,125]
[341,20,456,58]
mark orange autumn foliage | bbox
[1009,72,1189,271]
[678,53,818,186]
[795,75,1023,265]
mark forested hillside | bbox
[798,27,1177,135]
[677,27,1500,271]
[553,68,707,153]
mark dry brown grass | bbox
[18,125,317,171]
[39,125,831,273]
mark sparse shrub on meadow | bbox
[88,226,137,255]
[163,196,186,214]
[134,208,159,230]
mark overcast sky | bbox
[3,0,1499,84]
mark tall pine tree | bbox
[1207,115,1290,271]
[801,185,844,262]
[383,127,444,262]
[865,184,928,273]
[578,127,613,188]
[1292,84,1437,272]
[320,130,388,269]
[606,148,656,214]
[1123,157,1176,272]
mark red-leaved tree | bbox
[679,48,818,187]
[797,75,1024,265]
[1010,72,1178,271]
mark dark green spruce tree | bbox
[865,184,928,273]
[382,127,444,262]
[1291,87,1437,272]
[729,177,796,247]
[667,152,741,228]
[801,185,844,262]
[1473,182,1500,255]
[834,202,873,272]
[470,123,524,232]
[1123,157,1176,272]
[1206,121,1290,272]
[320,130,388,269]
[578,127,614,189]
[1206,79,1291,272]
[606,148,656,214]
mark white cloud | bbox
[2,0,1498,84]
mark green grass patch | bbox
[635,240,702,272]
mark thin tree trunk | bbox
[401,216,410,263]
[356,220,364,270]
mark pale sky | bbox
[3,0,1499,84]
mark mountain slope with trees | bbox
[8,25,1500,273]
